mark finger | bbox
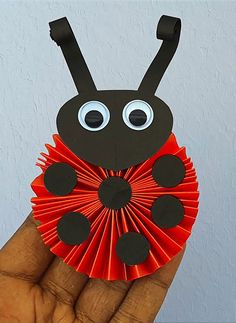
[39,257,88,306]
[0,211,54,283]
[110,245,186,323]
[75,278,132,322]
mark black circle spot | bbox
[98,176,132,210]
[151,195,184,229]
[57,212,90,245]
[152,154,185,188]
[85,110,103,128]
[129,109,147,126]
[44,162,77,196]
[116,232,150,265]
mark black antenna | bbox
[49,17,97,94]
[138,15,181,95]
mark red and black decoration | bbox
[31,133,199,280]
[31,15,199,281]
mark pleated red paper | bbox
[31,133,199,281]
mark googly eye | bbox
[78,101,110,131]
[122,100,154,130]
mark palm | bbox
[0,213,185,323]
[0,277,74,322]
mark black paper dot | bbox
[116,232,150,265]
[44,162,77,196]
[98,176,132,209]
[85,110,103,128]
[152,154,185,188]
[57,212,90,245]
[151,195,184,229]
[129,109,147,126]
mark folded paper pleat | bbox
[31,133,199,281]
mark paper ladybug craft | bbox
[31,15,199,281]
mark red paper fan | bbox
[31,133,199,281]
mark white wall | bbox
[0,1,235,322]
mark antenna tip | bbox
[157,15,181,41]
[49,17,72,46]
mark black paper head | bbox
[49,15,181,171]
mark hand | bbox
[0,212,185,323]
